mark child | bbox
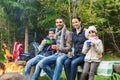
[80,26,104,80]
[24,28,56,79]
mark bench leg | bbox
[77,72,81,80]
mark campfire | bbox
[0,61,26,80]
[0,61,26,75]
[0,43,27,80]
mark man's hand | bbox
[51,45,60,50]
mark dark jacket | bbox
[38,36,56,57]
[72,25,87,56]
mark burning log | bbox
[3,62,25,74]
[0,61,26,76]
[0,62,27,80]
[0,72,26,80]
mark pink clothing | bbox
[12,41,24,61]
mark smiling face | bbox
[55,18,64,30]
[72,18,81,29]
[48,30,55,39]
[89,30,96,37]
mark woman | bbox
[64,16,87,80]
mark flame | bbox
[3,62,24,74]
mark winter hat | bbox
[85,26,97,38]
[87,26,97,33]
[49,28,56,33]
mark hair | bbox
[55,17,64,22]
[72,16,81,22]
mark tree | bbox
[0,0,41,53]
[75,0,120,54]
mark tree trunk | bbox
[68,0,72,30]
[24,23,29,53]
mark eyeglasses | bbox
[89,31,96,34]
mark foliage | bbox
[0,0,120,54]
[74,0,120,54]
[102,53,120,61]
[0,52,5,62]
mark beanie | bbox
[85,26,97,39]
[87,26,97,33]
[49,28,56,33]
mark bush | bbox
[0,52,5,62]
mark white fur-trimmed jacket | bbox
[82,39,104,62]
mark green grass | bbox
[102,53,120,61]
[94,75,111,80]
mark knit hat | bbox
[49,28,56,33]
[85,26,97,38]
[87,26,97,33]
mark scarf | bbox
[54,25,66,48]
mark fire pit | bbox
[0,61,26,80]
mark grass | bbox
[102,53,120,61]
[94,75,111,80]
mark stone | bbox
[0,72,26,80]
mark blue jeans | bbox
[24,55,44,76]
[31,54,68,80]
[53,54,68,80]
[64,54,85,80]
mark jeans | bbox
[31,55,56,80]
[53,54,68,80]
[80,62,100,80]
[24,55,44,76]
[64,54,85,80]
[31,54,68,80]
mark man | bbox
[31,17,72,80]
[24,28,56,79]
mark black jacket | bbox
[72,25,87,56]
[39,36,56,57]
